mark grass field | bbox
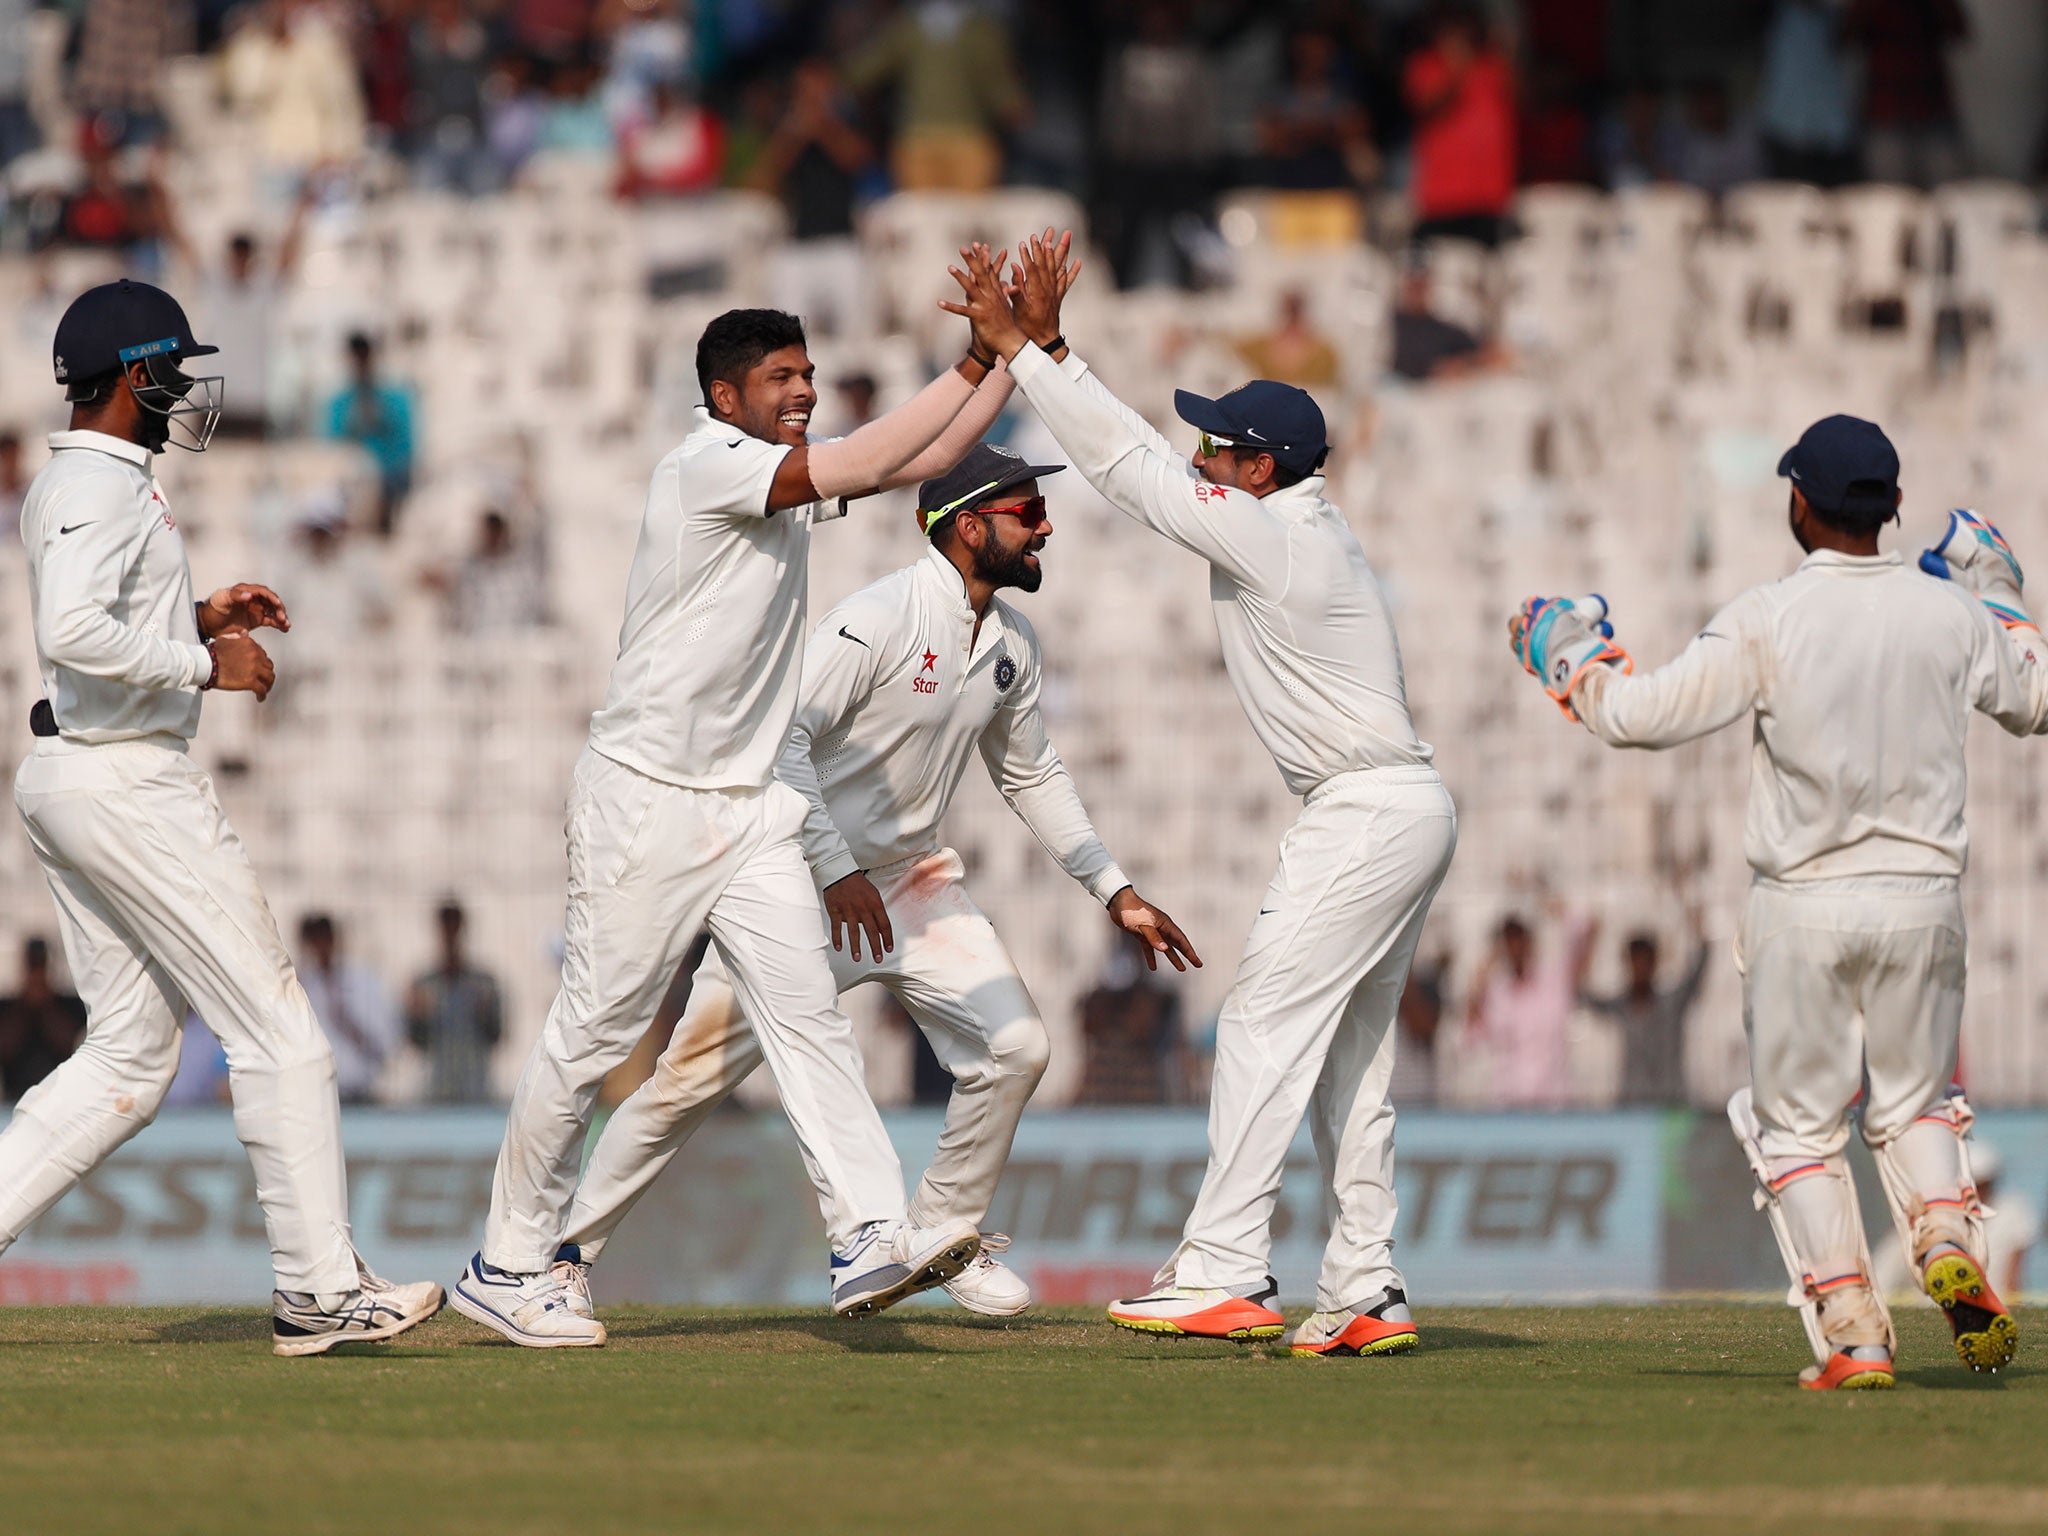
[2,1304,2043,1535]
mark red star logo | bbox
[921,649,937,672]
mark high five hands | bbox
[938,230,1085,365]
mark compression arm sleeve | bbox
[805,368,977,499]
[879,360,1017,490]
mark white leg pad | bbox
[1727,1089,1894,1364]
[1867,1088,1987,1273]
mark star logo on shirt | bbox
[921,649,937,672]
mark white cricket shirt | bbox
[586,407,845,790]
[1572,550,2048,882]
[21,430,213,744]
[1008,343,1433,796]
[782,546,1129,902]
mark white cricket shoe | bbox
[942,1234,1031,1317]
[451,1250,607,1347]
[831,1218,981,1317]
[553,1243,596,1320]
[272,1263,444,1357]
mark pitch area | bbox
[2,1304,2041,1535]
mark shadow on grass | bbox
[604,1312,942,1354]
[1417,1324,1542,1352]
[150,1312,265,1345]
[1895,1365,2018,1390]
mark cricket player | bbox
[557,443,1199,1318]
[943,236,1457,1356]
[0,280,443,1354]
[1510,415,2048,1388]
[455,275,1029,1346]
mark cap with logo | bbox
[52,279,218,392]
[916,442,1066,537]
[1776,414,1901,518]
[1173,380,1329,476]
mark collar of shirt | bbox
[689,404,801,449]
[915,542,1014,666]
[47,429,152,471]
[1798,549,1904,572]
[1256,474,1331,521]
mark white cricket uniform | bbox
[0,430,358,1295]
[564,547,1130,1257]
[482,407,914,1271]
[1571,551,2048,1166]
[1008,343,1457,1310]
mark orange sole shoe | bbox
[1291,1314,1420,1358]
[1800,1352,1895,1391]
[1106,1294,1286,1340]
[1924,1251,2020,1372]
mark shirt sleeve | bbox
[684,435,795,520]
[31,485,212,691]
[1570,591,1765,749]
[1965,598,2048,736]
[1009,342,1267,584]
[777,606,888,889]
[977,636,1129,905]
[1057,351,1177,461]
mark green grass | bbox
[2,1305,2043,1535]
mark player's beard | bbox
[975,535,1043,593]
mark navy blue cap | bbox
[1776,415,1900,517]
[52,279,216,390]
[917,442,1064,536]
[1174,381,1328,475]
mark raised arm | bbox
[1922,509,2048,736]
[1526,592,1765,749]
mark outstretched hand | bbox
[1109,886,1202,973]
[1007,227,1081,352]
[939,242,1029,362]
[201,583,291,638]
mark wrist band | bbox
[1046,334,1068,354]
[201,643,220,691]
[966,345,996,371]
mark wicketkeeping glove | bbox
[1512,594,1632,721]
[1920,508,2037,631]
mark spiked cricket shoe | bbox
[831,1218,981,1317]
[272,1266,444,1357]
[1106,1277,1284,1340]
[1288,1288,1419,1357]
[1923,1247,2020,1372]
[452,1250,607,1347]
[942,1235,1031,1317]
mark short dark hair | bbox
[437,900,465,929]
[1805,479,1896,538]
[1499,915,1531,944]
[24,936,49,969]
[346,331,374,361]
[696,309,806,409]
[300,913,336,943]
[1626,932,1659,959]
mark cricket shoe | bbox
[942,1233,1031,1317]
[1106,1277,1284,1340]
[1800,1347,1895,1392]
[1288,1287,1419,1357]
[1922,1245,2020,1372]
[831,1218,982,1317]
[451,1250,607,1347]
[272,1264,444,1357]
[554,1243,595,1320]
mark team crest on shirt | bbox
[993,654,1017,693]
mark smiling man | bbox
[557,442,1197,1320]
[457,289,1032,1345]
[943,235,1457,1356]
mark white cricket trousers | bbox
[1741,877,1967,1160]
[483,747,908,1271]
[1164,766,1456,1312]
[1,736,357,1294]
[565,847,1047,1260]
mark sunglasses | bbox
[968,495,1049,530]
[1202,432,1264,459]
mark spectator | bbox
[844,0,1026,193]
[615,79,725,198]
[1236,289,1340,389]
[1669,79,1762,197]
[535,53,616,159]
[833,371,879,434]
[195,176,317,439]
[444,509,549,633]
[274,489,394,652]
[1255,29,1377,192]
[1595,85,1679,192]
[0,0,39,171]
[1848,0,1968,188]
[1402,6,1517,248]
[71,0,193,148]
[297,913,399,1105]
[1465,912,1594,1108]
[485,52,550,184]
[405,902,504,1104]
[0,431,27,541]
[0,937,86,1102]
[220,0,368,178]
[1757,0,1859,187]
[1390,948,1450,1106]
[58,121,185,277]
[1580,909,1709,1106]
[750,59,874,339]
[324,332,416,536]
[405,0,496,193]
[1390,257,1502,382]
[1095,1,1214,289]
[1073,944,1184,1105]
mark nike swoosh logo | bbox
[1698,630,1730,642]
[57,523,95,535]
[838,627,869,648]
